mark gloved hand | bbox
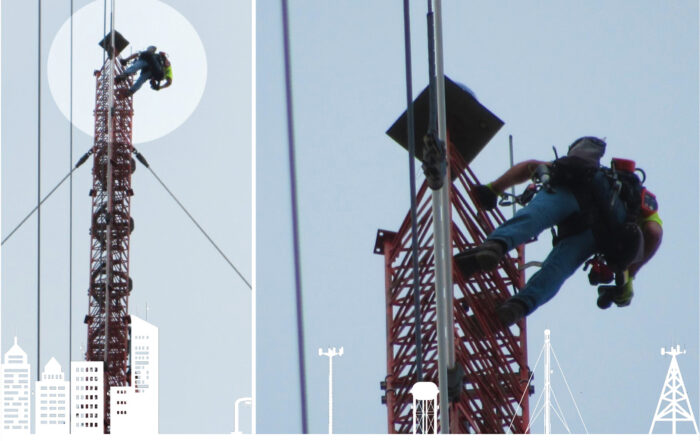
[473,183,499,210]
[422,131,446,190]
[150,81,161,90]
[119,58,128,66]
[612,276,634,307]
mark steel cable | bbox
[280,0,309,433]
[551,345,589,433]
[1,151,250,293]
[2,164,84,246]
[508,343,545,432]
[140,162,252,290]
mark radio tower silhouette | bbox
[649,345,699,434]
[86,27,134,433]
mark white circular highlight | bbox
[48,0,207,144]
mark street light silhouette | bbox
[318,347,343,434]
[234,397,252,434]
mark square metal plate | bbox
[99,30,130,57]
[386,76,504,169]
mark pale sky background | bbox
[257,1,699,434]
[1,0,252,434]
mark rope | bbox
[280,0,308,433]
[551,345,589,433]
[508,343,545,432]
[37,0,42,382]
[2,151,251,293]
[102,0,107,63]
[140,162,252,290]
[524,391,545,433]
[549,388,571,433]
[0,165,86,245]
[402,0,424,385]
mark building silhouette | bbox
[35,357,69,434]
[1,337,31,433]
[0,315,159,435]
[70,361,104,433]
[111,315,159,434]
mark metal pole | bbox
[512,138,531,432]
[37,0,42,383]
[426,0,452,433]
[434,0,455,368]
[509,135,516,217]
[105,4,115,361]
[69,0,74,429]
[402,0,424,385]
[544,329,551,434]
[69,0,74,375]
[318,347,343,434]
[329,354,334,434]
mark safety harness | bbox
[138,51,166,81]
[552,155,654,272]
[503,137,657,281]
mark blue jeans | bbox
[489,186,594,313]
[124,59,152,93]
[488,171,626,313]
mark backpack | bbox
[551,157,650,271]
[139,51,165,81]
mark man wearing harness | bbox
[454,136,663,327]
[116,46,173,96]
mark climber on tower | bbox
[116,45,173,96]
[454,136,663,326]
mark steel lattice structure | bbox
[85,58,134,432]
[376,148,532,434]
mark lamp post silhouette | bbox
[318,347,343,434]
[234,397,252,434]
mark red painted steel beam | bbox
[86,60,134,433]
[378,146,531,434]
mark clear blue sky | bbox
[1,0,252,434]
[257,0,698,434]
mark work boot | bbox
[495,298,528,327]
[115,73,128,82]
[597,284,633,309]
[454,239,506,279]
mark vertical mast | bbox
[426,0,453,433]
[87,22,133,433]
[508,135,515,217]
[104,0,115,377]
[381,54,518,436]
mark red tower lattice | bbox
[85,53,134,432]
[376,79,531,433]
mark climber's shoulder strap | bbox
[549,156,599,192]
